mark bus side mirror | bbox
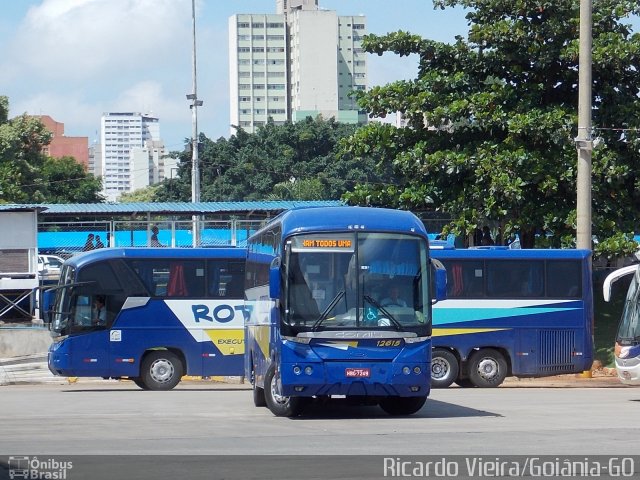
[269,257,281,299]
[431,258,447,303]
[42,289,55,324]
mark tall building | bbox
[34,115,89,169]
[229,1,367,134]
[100,112,166,201]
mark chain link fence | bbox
[37,219,268,257]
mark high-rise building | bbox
[229,1,367,134]
[100,112,165,201]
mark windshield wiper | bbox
[364,295,402,330]
[312,290,345,331]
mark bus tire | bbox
[468,349,507,388]
[379,396,427,416]
[251,359,266,407]
[431,349,459,388]
[140,351,183,391]
[264,365,306,417]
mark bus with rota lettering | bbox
[429,247,593,388]
[603,264,640,384]
[244,206,446,417]
[44,247,247,390]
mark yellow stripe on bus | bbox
[432,327,509,337]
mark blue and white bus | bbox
[603,264,640,384]
[430,248,593,388]
[45,248,246,390]
[244,206,446,417]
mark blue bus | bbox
[603,264,640,384]
[430,248,593,388]
[244,206,446,417]
[45,248,247,390]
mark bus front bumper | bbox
[280,361,430,398]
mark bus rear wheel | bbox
[139,351,183,391]
[379,396,427,416]
[431,349,459,388]
[264,365,306,417]
[468,349,507,388]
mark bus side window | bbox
[445,261,483,298]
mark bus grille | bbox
[538,330,576,373]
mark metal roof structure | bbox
[0,200,342,217]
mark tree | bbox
[154,117,391,202]
[119,185,162,203]
[342,1,640,249]
[40,156,104,203]
[0,98,103,203]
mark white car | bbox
[38,254,65,279]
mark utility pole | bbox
[575,0,592,251]
[187,0,202,247]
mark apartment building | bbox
[35,115,89,169]
[229,0,367,134]
[100,112,164,201]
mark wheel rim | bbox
[476,357,499,381]
[431,357,451,380]
[149,358,175,384]
[270,372,289,405]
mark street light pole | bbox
[187,0,202,247]
[576,0,592,251]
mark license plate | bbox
[345,367,370,378]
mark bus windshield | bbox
[618,274,640,344]
[51,264,77,335]
[284,232,429,334]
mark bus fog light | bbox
[410,386,421,392]
[294,386,305,392]
[413,366,422,374]
[293,366,302,375]
[402,366,411,375]
[304,366,313,375]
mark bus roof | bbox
[63,247,247,269]
[431,248,591,260]
[255,206,428,239]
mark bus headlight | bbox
[402,366,411,375]
[304,366,313,375]
[293,366,302,375]
[413,366,422,375]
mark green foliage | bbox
[155,117,390,202]
[594,232,639,260]
[343,0,640,253]
[119,185,162,203]
[39,156,104,203]
[0,100,103,203]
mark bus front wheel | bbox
[264,365,306,417]
[139,351,183,391]
[468,349,507,388]
[431,349,459,388]
[379,396,427,415]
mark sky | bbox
[0,1,637,153]
[0,0,472,151]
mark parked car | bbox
[38,254,65,280]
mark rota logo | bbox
[192,304,249,323]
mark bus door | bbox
[64,293,111,377]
